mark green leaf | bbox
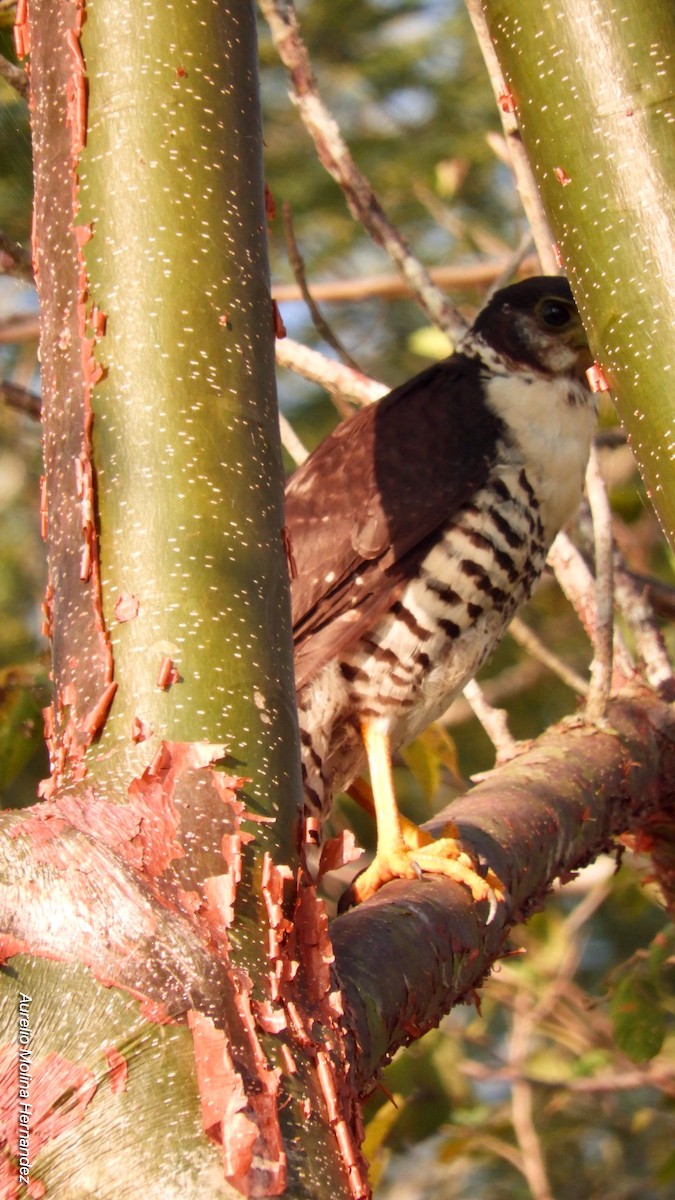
[610,972,665,1063]
[401,723,465,803]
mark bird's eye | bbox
[539,299,572,328]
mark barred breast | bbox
[297,457,548,819]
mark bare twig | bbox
[462,678,520,763]
[279,411,309,466]
[508,993,556,1200]
[0,230,33,278]
[508,616,589,697]
[275,336,387,408]
[584,447,615,719]
[547,531,634,684]
[0,52,29,100]
[412,179,511,257]
[259,0,468,341]
[281,201,362,372]
[443,660,546,728]
[0,313,39,344]
[622,570,675,624]
[485,230,535,300]
[272,254,541,306]
[463,1062,675,1100]
[1,380,40,419]
[576,504,675,699]
[465,1,558,272]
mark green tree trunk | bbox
[1,1,362,1195]
[480,0,675,549]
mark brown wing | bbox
[286,352,505,689]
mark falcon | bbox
[286,276,596,907]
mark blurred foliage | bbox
[0,2,673,1196]
[366,868,675,1200]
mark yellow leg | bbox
[348,719,504,916]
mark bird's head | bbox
[471,276,594,383]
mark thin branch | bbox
[412,179,511,257]
[275,336,387,407]
[443,659,546,727]
[259,0,468,341]
[576,505,675,699]
[0,230,33,277]
[281,201,362,372]
[484,230,535,300]
[508,993,556,1200]
[0,313,39,344]
[1,379,40,419]
[462,1062,675,1100]
[473,1133,525,1175]
[508,616,589,697]
[584,447,615,719]
[279,410,309,465]
[272,254,541,305]
[622,569,675,624]
[0,52,29,100]
[462,678,520,763]
[465,1,558,272]
[547,531,634,684]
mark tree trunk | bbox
[478,0,675,549]
[1,2,364,1195]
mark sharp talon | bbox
[410,858,424,880]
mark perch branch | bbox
[332,689,675,1090]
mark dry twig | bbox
[465,0,557,272]
[259,0,467,341]
[576,504,675,699]
[508,993,556,1200]
[462,678,520,763]
[275,336,386,408]
[585,447,615,719]
[547,531,634,685]
[279,411,309,466]
[281,201,362,373]
[508,616,589,697]
[1,380,40,419]
[272,254,541,306]
[0,52,28,100]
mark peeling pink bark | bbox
[103,1046,128,1094]
[114,594,139,622]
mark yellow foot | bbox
[346,832,504,921]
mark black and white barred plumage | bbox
[285,277,597,826]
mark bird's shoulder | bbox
[287,351,506,687]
